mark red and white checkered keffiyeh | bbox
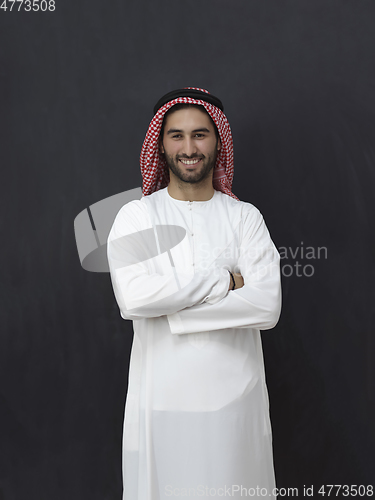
[140,87,239,201]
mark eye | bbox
[172,134,182,139]
[195,133,205,138]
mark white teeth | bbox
[180,159,201,165]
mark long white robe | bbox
[107,186,282,499]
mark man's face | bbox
[160,107,221,185]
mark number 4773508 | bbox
[0,0,56,11]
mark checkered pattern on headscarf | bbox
[140,87,239,201]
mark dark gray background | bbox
[1,1,374,499]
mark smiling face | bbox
[160,106,221,186]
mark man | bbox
[107,87,282,499]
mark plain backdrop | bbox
[1,1,374,499]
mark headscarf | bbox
[140,87,239,201]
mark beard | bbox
[163,148,218,185]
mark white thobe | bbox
[107,186,282,499]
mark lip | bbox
[179,158,202,168]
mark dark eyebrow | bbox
[166,127,211,135]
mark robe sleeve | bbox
[107,200,231,321]
[166,206,282,334]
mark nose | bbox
[181,137,197,157]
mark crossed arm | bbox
[107,200,281,333]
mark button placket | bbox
[188,202,195,268]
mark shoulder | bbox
[115,197,148,221]
[216,190,263,221]
[109,196,152,238]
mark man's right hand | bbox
[228,271,245,291]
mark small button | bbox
[191,233,194,236]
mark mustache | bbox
[176,154,205,160]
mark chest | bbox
[147,204,243,276]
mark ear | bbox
[217,137,221,152]
[159,137,164,154]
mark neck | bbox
[167,178,215,202]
